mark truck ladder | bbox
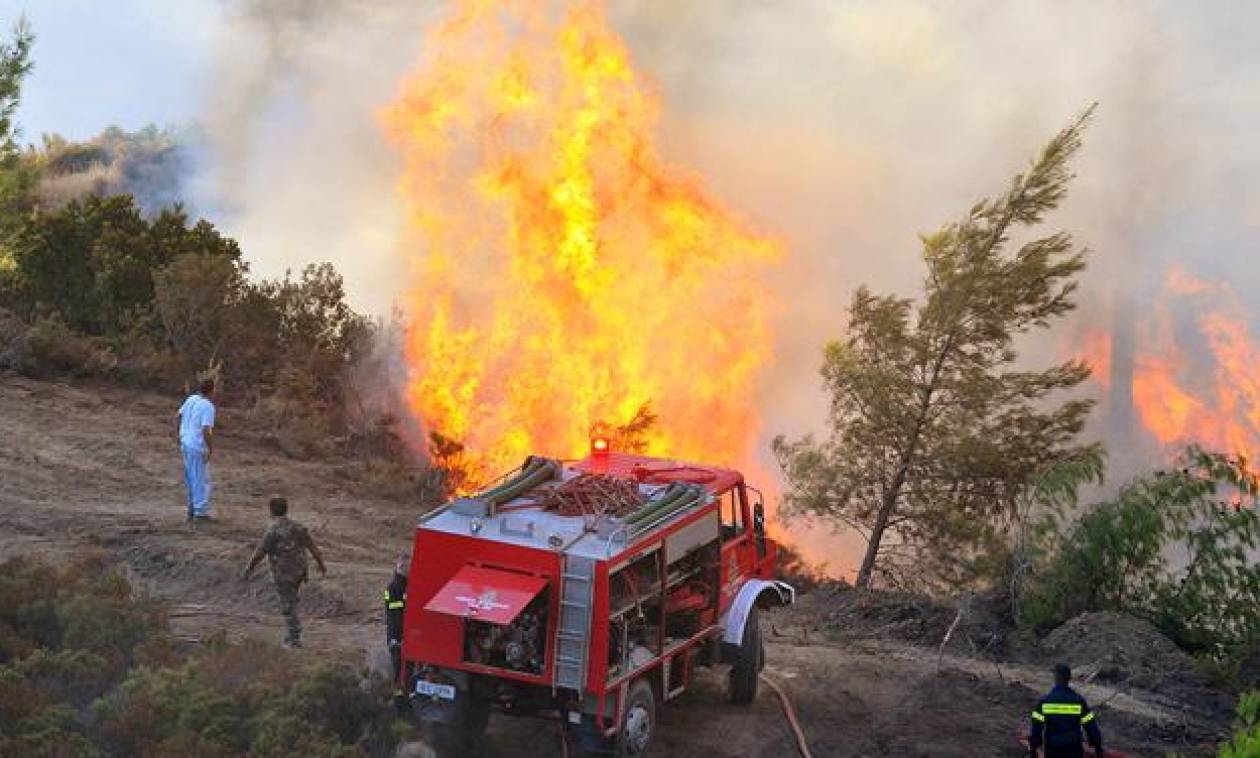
[553,554,595,691]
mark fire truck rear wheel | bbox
[617,679,656,757]
[728,607,762,705]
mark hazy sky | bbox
[2,2,219,140]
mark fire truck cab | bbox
[401,450,794,756]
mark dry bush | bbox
[14,314,116,377]
[0,305,24,367]
[252,394,334,460]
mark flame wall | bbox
[383,2,781,482]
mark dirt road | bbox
[0,375,1230,756]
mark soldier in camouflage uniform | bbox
[241,496,327,647]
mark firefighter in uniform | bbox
[385,551,409,709]
[1029,663,1104,758]
[241,496,327,648]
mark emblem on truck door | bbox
[724,553,743,598]
[455,590,510,615]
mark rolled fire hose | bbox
[624,483,701,526]
[622,483,689,524]
[627,489,705,531]
[486,458,560,506]
[476,456,546,501]
[475,457,561,506]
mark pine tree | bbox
[774,107,1098,590]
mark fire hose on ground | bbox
[761,673,814,758]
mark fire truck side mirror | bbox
[752,501,768,560]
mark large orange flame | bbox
[1130,267,1260,461]
[383,1,781,483]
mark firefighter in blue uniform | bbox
[385,551,409,711]
[1029,663,1104,757]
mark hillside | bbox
[0,374,1236,756]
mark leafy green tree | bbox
[7,195,240,334]
[774,108,1097,589]
[0,17,33,161]
[153,252,255,370]
[0,18,35,278]
[259,263,369,402]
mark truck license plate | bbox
[415,680,456,700]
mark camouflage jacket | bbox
[254,516,312,585]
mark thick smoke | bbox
[194,0,440,312]
[198,1,1260,574]
[37,125,194,217]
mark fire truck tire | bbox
[417,695,489,758]
[617,679,656,757]
[728,607,762,705]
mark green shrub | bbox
[1220,691,1260,757]
[1019,448,1260,663]
[91,664,245,756]
[13,648,113,706]
[281,662,379,744]
[0,552,401,757]
[0,703,100,758]
[5,195,240,335]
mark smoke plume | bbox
[196,1,1260,574]
[37,125,194,217]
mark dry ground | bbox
[0,375,1234,757]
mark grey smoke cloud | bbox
[37,125,194,217]
[194,0,1260,572]
[194,0,440,312]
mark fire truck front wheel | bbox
[618,679,656,757]
[728,607,763,705]
[414,693,489,757]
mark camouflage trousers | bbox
[274,579,303,645]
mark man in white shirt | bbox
[177,378,217,521]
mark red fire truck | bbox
[400,445,795,756]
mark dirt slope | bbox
[0,375,1233,757]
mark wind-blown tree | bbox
[774,107,1098,590]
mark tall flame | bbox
[383,1,781,482]
[1129,267,1260,460]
